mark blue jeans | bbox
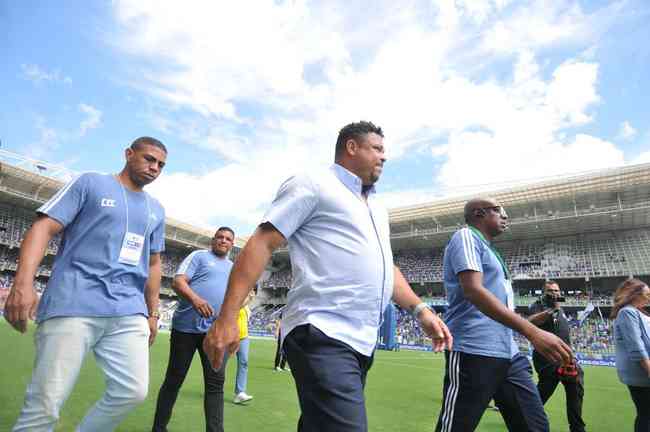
[235,337,250,394]
[13,315,150,432]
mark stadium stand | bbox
[258,229,650,288]
[1,151,648,366]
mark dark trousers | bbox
[535,362,586,432]
[435,351,549,432]
[274,332,287,369]
[284,324,373,432]
[152,330,227,432]
[628,386,650,432]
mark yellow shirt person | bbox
[233,305,253,404]
[238,306,250,340]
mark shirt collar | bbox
[331,163,376,198]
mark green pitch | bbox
[0,322,635,431]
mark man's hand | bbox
[148,317,158,346]
[641,358,650,378]
[192,296,215,318]
[4,282,39,333]
[528,327,573,365]
[418,308,453,352]
[203,315,240,370]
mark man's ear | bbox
[345,138,358,156]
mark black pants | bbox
[628,386,650,432]
[284,324,373,432]
[274,332,287,369]
[535,362,586,432]
[435,351,549,432]
[152,330,227,432]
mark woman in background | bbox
[612,278,650,432]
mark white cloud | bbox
[109,0,629,231]
[78,103,103,137]
[27,104,103,160]
[146,148,316,229]
[633,151,650,164]
[617,121,638,140]
[21,64,72,85]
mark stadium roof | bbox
[3,149,648,254]
[388,162,650,250]
[0,150,246,250]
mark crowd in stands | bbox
[161,253,183,278]
[260,230,650,286]
[394,304,616,357]
[393,250,442,282]
[262,269,292,289]
[158,298,179,330]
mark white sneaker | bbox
[233,392,253,404]
[275,366,283,371]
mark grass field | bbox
[0,322,635,431]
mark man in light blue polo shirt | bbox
[152,226,235,432]
[204,121,453,432]
[5,137,167,432]
[435,198,573,432]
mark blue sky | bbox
[1,0,649,236]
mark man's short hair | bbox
[335,121,383,158]
[216,226,235,238]
[130,136,168,154]
[544,280,559,289]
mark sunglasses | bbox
[479,206,508,218]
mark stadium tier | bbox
[262,230,650,297]
[1,152,649,365]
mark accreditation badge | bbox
[118,232,145,266]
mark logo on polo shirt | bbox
[101,198,117,207]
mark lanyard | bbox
[116,176,152,238]
[468,226,510,280]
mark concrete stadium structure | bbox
[1,149,649,308]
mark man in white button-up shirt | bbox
[204,121,452,431]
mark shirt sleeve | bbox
[618,308,650,361]
[261,174,318,240]
[176,251,201,280]
[448,229,483,275]
[149,204,166,253]
[36,173,88,227]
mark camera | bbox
[542,293,565,308]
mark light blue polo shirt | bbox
[36,172,166,322]
[264,164,394,357]
[171,250,233,334]
[614,305,650,387]
[443,227,517,359]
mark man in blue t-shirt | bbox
[5,137,167,432]
[152,226,235,432]
[435,198,573,432]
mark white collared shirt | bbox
[263,164,394,356]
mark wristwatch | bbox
[149,311,160,320]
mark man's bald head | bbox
[464,198,499,224]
